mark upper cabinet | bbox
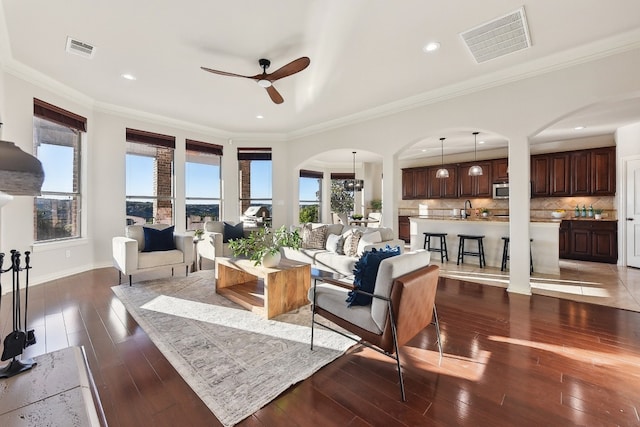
[531,146,615,198]
[427,165,458,199]
[492,158,509,183]
[402,167,428,199]
[401,146,615,200]
[458,161,492,198]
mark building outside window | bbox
[33,99,86,242]
[299,169,322,223]
[238,147,272,227]
[125,129,175,225]
[185,139,223,230]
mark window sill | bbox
[31,237,89,253]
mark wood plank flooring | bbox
[2,267,639,426]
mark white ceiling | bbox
[2,0,640,162]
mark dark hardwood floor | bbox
[2,267,639,426]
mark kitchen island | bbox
[409,216,561,274]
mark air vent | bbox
[460,7,531,64]
[65,36,96,59]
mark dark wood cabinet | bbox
[550,152,571,196]
[427,166,458,199]
[398,215,410,242]
[531,155,550,197]
[414,168,428,199]
[401,167,428,199]
[531,146,616,197]
[459,161,492,198]
[591,147,616,195]
[570,150,591,196]
[492,158,509,183]
[560,220,617,264]
[559,220,570,258]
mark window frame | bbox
[185,139,223,230]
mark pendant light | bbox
[343,151,364,192]
[468,131,483,176]
[435,137,449,178]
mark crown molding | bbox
[288,28,640,140]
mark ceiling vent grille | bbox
[65,36,96,59]
[460,7,531,64]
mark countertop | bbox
[407,215,617,223]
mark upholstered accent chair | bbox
[309,250,442,401]
[112,224,194,286]
[196,220,253,269]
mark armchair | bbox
[309,250,442,401]
[112,224,193,286]
[196,220,252,269]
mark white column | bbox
[507,135,532,295]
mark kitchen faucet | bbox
[462,200,472,218]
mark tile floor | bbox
[434,257,640,312]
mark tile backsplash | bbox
[398,196,615,219]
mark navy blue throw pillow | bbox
[142,226,176,252]
[223,222,244,243]
[347,246,401,307]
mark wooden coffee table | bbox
[215,257,311,319]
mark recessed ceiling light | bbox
[256,115,264,119]
[421,149,427,152]
[574,126,585,130]
[479,140,486,144]
[121,73,136,81]
[423,42,441,53]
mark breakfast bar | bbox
[409,216,561,274]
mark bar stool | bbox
[423,232,449,263]
[500,237,534,273]
[456,234,486,268]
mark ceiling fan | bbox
[201,57,310,104]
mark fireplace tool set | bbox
[0,250,37,378]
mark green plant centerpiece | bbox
[194,228,204,240]
[227,225,302,266]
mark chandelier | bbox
[343,151,364,191]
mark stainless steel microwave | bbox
[493,183,509,199]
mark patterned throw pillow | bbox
[347,246,401,306]
[342,229,363,257]
[302,224,328,249]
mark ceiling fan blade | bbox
[266,86,284,104]
[200,66,258,80]
[267,57,310,82]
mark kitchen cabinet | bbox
[427,165,458,199]
[531,155,550,197]
[558,220,570,258]
[560,220,617,264]
[591,147,616,195]
[531,146,616,197]
[492,158,509,183]
[570,150,590,195]
[550,152,571,196]
[401,167,428,199]
[398,215,410,242]
[458,161,492,198]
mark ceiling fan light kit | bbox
[468,131,483,176]
[201,56,310,104]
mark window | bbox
[330,172,355,219]
[185,139,223,230]
[33,99,86,242]
[125,128,175,225]
[238,147,272,226]
[299,170,322,223]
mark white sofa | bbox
[112,224,194,286]
[281,223,405,276]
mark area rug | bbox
[111,271,354,427]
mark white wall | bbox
[0,46,639,291]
